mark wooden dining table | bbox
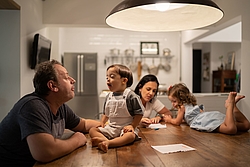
[34,123,250,167]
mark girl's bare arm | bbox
[163,105,185,126]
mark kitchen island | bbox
[158,93,229,114]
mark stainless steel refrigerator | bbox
[63,52,99,119]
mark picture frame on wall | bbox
[227,51,235,70]
[140,42,159,55]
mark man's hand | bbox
[71,132,87,146]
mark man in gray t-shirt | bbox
[0,60,100,167]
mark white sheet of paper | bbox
[148,123,167,129]
[151,144,196,154]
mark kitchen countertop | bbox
[99,91,229,98]
[99,92,229,116]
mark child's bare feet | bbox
[98,141,109,153]
[225,92,237,108]
[91,137,107,147]
[235,95,245,103]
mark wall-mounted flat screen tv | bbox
[30,33,52,69]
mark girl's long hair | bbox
[167,83,197,106]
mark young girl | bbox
[134,74,172,127]
[164,83,250,135]
[89,64,144,152]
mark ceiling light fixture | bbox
[106,0,224,32]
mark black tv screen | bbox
[30,33,52,69]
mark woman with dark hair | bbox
[134,74,172,127]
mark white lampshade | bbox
[106,0,224,32]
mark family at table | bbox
[0,60,249,166]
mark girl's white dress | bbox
[184,104,226,132]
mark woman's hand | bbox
[150,116,161,124]
[140,118,152,127]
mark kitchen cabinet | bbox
[212,70,236,93]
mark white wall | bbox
[195,43,241,93]
[0,0,181,121]
[210,43,241,72]
[0,0,56,121]
[15,0,48,96]
[56,27,181,94]
[0,10,20,121]
[240,6,250,121]
[213,0,250,120]
[182,0,250,120]
[180,39,193,91]
[1,0,250,122]
[200,43,211,93]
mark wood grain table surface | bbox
[34,123,250,167]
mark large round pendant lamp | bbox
[106,0,224,32]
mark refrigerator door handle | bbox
[77,55,81,93]
[80,55,84,93]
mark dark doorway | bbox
[193,49,202,93]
